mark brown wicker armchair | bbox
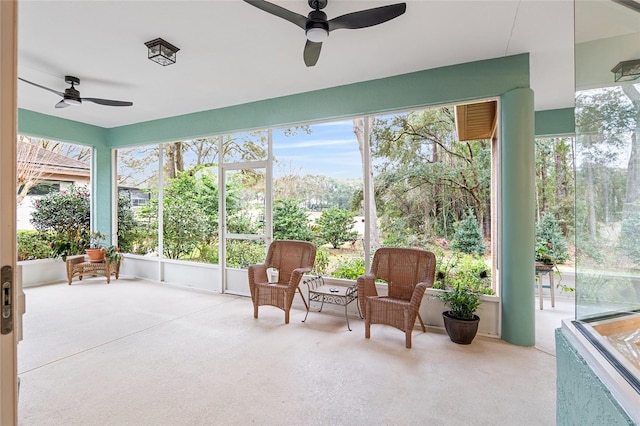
[248,240,317,324]
[357,247,436,348]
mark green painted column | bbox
[500,87,535,346]
[93,145,114,245]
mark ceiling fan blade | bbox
[55,100,70,109]
[82,98,133,107]
[243,0,307,29]
[303,40,322,67]
[328,3,406,31]
[18,77,65,97]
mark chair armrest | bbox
[409,282,429,312]
[287,266,312,291]
[357,273,378,316]
[357,273,378,297]
[248,264,269,287]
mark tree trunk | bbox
[586,160,597,240]
[621,84,640,213]
[353,118,380,250]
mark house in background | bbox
[16,140,90,230]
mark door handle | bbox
[1,265,12,334]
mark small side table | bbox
[302,276,362,331]
[535,262,555,310]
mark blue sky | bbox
[272,119,363,180]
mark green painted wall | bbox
[107,54,530,146]
[534,108,575,136]
[500,88,535,346]
[18,109,107,147]
[556,328,635,425]
[92,147,113,245]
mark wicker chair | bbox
[248,240,317,324]
[357,247,436,348]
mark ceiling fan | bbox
[18,76,133,109]
[244,0,407,67]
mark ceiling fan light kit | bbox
[144,38,180,66]
[18,76,133,108]
[244,0,406,67]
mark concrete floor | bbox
[18,278,566,426]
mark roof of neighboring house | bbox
[18,141,90,179]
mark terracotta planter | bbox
[442,311,480,344]
[85,248,105,263]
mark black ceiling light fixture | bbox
[145,38,180,66]
[611,59,640,82]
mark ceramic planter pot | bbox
[85,248,105,263]
[442,311,480,344]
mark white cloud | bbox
[278,138,355,149]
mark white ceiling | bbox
[14,0,626,129]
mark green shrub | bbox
[535,213,569,264]
[451,210,486,255]
[312,246,330,276]
[17,230,51,261]
[225,240,265,268]
[331,257,365,280]
[436,253,494,295]
[315,207,358,249]
[273,199,314,241]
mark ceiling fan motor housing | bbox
[308,0,327,10]
[63,93,82,105]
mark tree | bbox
[315,207,358,249]
[30,185,91,259]
[117,191,141,253]
[371,108,491,241]
[273,199,313,241]
[142,171,216,259]
[353,117,380,250]
[535,214,569,264]
[575,88,635,241]
[451,210,486,256]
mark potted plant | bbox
[104,245,123,265]
[436,282,481,344]
[85,232,106,262]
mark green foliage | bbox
[142,171,219,260]
[117,191,140,253]
[381,218,421,248]
[28,185,141,260]
[371,108,491,243]
[197,241,219,264]
[225,240,265,268]
[312,246,330,276]
[435,252,494,295]
[273,199,314,241]
[273,175,358,211]
[30,185,91,259]
[17,230,51,261]
[315,207,358,249]
[162,196,209,259]
[331,257,365,280]
[451,210,486,256]
[535,214,569,264]
[435,282,481,320]
[620,202,640,263]
[104,245,123,264]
